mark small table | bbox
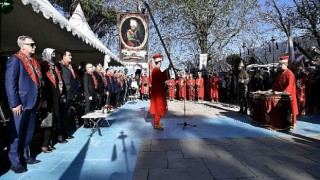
[81,112,111,137]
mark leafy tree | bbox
[226,54,242,76]
[153,0,259,57]
[261,0,319,61]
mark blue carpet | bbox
[1,100,320,179]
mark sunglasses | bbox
[23,43,36,48]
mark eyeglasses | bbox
[23,43,36,48]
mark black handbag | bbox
[39,109,53,128]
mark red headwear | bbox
[279,55,289,63]
[153,54,163,62]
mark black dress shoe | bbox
[58,139,68,144]
[26,158,41,164]
[66,135,74,139]
[11,164,27,173]
[41,147,52,153]
[48,146,56,150]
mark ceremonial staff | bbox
[143,1,177,78]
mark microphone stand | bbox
[177,77,196,130]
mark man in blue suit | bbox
[5,35,42,173]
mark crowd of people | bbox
[1,35,320,174]
[0,35,142,173]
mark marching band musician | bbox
[140,71,150,100]
[177,72,186,101]
[272,56,298,126]
[295,66,307,116]
[166,77,175,101]
[196,72,204,102]
[187,73,196,101]
[210,70,219,103]
[149,54,172,130]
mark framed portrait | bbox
[119,13,149,63]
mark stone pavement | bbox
[135,101,320,180]
[134,136,320,180]
[1,100,320,180]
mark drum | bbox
[260,92,293,131]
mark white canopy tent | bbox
[0,0,123,66]
[68,4,123,67]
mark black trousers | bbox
[85,98,96,114]
[238,91,248,112]
[58,101,71,139]
[41,127,51,147]
[110,92,117,107]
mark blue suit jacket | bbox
[5,55,39,110]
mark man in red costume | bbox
[205,74,212,100]
[150,54,171,130]
[177,72,186,100]
[140,72,150,100]
[295,66,307,115]
[166,77,175,101]
[211,71,219,103]
[196,72,204,102]
[187,74,196,101]
[272,56,298,126]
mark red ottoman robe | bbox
[272,69,298,124]
[211,76,219,101]
[150,67,169,116]
[196,77,204,99]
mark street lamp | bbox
[286,8,296,67]
[270,35,276,69]
[242,42,246,62]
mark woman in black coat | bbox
[40,48,62,152]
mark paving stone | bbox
[135,152,167,169]
[279,136,320,153]
[166,151,184,159]
[231,137,272,150]
[148,168,213,180]
[132,169,149,180]
[259,149,282,157]
[269,154,318,166]
[302,153,320,164]
[179,139,216,159]
[267,164,317,180]
[208,144,233,158]
[221,142,243,151]
[203,137,234,145]
[141,139,152,146]
[204,156,255,179]
[269,154,320,178]
[140,145,151,152]
[168,158,206,169]
[151,139,180,151]
[231,150,280,177]
[257,137,312,155]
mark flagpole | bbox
[143,1,177,78]
[288,15,295,68]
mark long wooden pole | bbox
[143,1,177,78]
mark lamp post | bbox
[242,42,246,62]
[286,8,295,68]
[271,35,276,69]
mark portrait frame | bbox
[119,13,149,51]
